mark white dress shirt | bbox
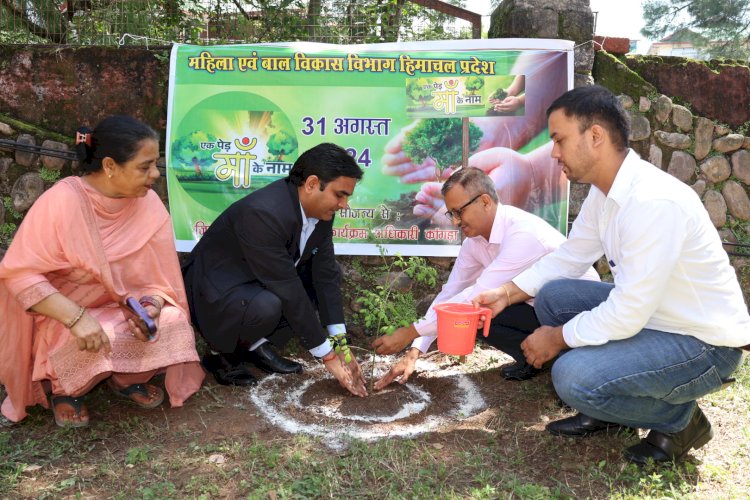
[411,204,600,352]
[514,149,750,348]
[296,203,346,357]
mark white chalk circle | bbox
[249,356,488,449]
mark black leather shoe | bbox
[501,361,540,381]
[624,406,713,465]
[546,412,624,437]
[240,343,303,374]
[201,353,257,386]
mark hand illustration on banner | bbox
[412,142,559,226]
[382,50,569,232]
[487,74,525,115]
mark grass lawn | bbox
[1,353,748,499]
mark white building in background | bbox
[648,29,704,58]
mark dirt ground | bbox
[3,340,748,498]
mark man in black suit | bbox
[182,143,367,397]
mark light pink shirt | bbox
[412,204,600,352]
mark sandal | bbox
[108,381,164,409]
[49,394,90,428]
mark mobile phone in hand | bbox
[121,297,158,340]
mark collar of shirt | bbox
[601,149,640,207]
[487,204,506,245]
[298,203,319,251]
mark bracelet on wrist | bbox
[321,350,337,363]
[64,306,86,329]
[139,295,162,312]
[501,284,512,305]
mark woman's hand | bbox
[70,312,111,353]
[126,296,163,342]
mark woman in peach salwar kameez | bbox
[0,116,204,427]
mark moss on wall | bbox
[592,51,656,98]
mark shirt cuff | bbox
[562,316,585,348]
[413,318,437,337]
[411,335,435,353]
[309,338,333,358]
[17,281,58,310]
[326,324,346,336]
[512,271,542,299]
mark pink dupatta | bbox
[0,177,203,421]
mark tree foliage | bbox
[464,76,484,94]
[402,118,482,171]
[171,130,219,172]
[267,130,298,161]
[641,0,750,59]
[406,78,432,106]
[1,0,471,45]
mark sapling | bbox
[489,87,508,101]
[353,246,437,392]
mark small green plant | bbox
[2,197,22,220]
[489,87,508,101]
[125,446,150,466]
[0,222,17,246]
[351,246,438,391]
[354,248,437,337]
[38,167,61,183]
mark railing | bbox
[0,0,480,46]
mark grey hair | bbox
[441,167,499,203]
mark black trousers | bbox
[185,263,319,354]
[480,303,540,363]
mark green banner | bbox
[166,39,573,256]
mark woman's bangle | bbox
[64,306,86,329]
[501,284,512,306]
[321,350,337,363]
[139,295,162,312]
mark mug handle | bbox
[479,307,492,338]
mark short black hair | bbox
[441,167,498,203]
[547,85,630,151]
[77,115,159,173]
[288,143,364,187]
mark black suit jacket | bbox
[182,178,343,350]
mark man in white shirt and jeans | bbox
[474,85,750,464]
[371,167,598,388]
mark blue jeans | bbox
[535,279,743,433]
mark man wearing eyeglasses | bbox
[371,167,599,389]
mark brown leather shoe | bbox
[624,405,713,465]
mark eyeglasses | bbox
[445,194,482,222]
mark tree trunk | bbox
[307,0,322,41]
[381,0,406,42]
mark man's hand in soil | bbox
[324,354,367,397]
[371,324,419,355]
[520,325,567,369]
[341,351,368,396]
[373,347,420,391]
